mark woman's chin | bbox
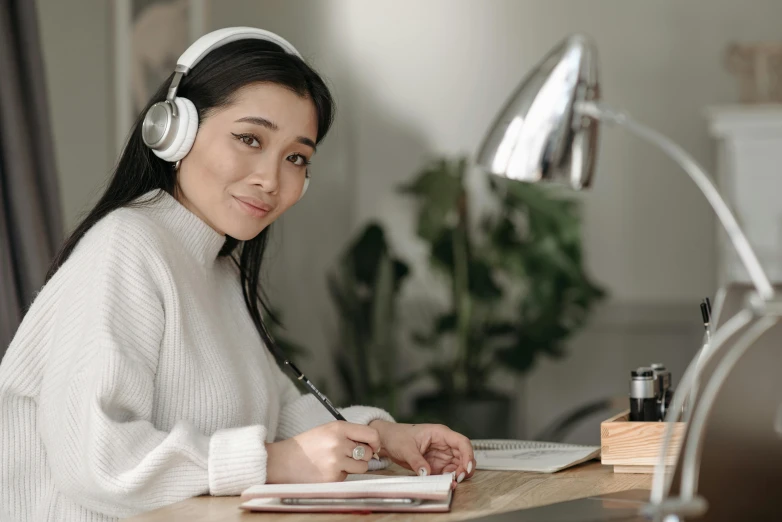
[223,222,267,241]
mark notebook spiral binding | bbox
[471,439,594,451]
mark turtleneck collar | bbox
[136,189,227,265]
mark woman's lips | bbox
[234,196,271,218]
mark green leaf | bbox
[435,312,457,334]
[496,343,537,373]
[411,331,439,347]
[398,158,466,242]
[392,259,410,290]
[467,259,503,301]
[345,222,388,286]
[482,321,517,337]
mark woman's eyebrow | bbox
[235,116,317,152]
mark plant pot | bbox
[413,391,513,439]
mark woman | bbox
[0,28,475,522]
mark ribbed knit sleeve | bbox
[35,217,265,518]
[273,366,395,442]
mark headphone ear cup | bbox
[298,175,309,201]
[151,97,198,162]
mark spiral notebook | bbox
[471,439,600,473]
[240,473,455,513]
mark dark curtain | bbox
[0,0,62,358]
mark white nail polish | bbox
[457,472,465,483]
[419,468,428,476]
[467,461,473,474]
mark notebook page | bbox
[241,474,453,501]
[475,445,600,473]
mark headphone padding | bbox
[298,176,309,201]
[152,97,198,162]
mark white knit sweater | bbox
[0,189,393,522]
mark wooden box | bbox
[600,410,686,474]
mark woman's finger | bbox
[345,441,373,462]
[423,453,455,474]
[443,447,474,472]
[340,422,382,453]
[441,462,459,474]
[343,455,370,475]
[402,442,431,476]
[423,449,455,462]
[442,430,475,481]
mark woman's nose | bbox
[247,158,280,194]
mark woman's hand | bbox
[266,421,381,483]
[369,420,476,483]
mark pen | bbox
[704,297,712,322]
[282,359,380,461]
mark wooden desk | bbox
[125,463,651,522]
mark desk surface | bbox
[124,463,651,522]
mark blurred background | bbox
[3,0,782,445]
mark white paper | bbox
[474,441,600,473]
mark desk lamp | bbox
[476,34,782,522]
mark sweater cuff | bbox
[340,406,396,426]
[208,425,267,496]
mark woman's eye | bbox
[233,133,260,148]
[241,135,260,148]
[288,153,311,167]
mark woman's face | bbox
[175,82,318,240]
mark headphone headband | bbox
[176,26,302,74]
[164,27,302,106]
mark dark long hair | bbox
[45,39,335,354]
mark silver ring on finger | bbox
[352,445,366,460]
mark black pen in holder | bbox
[629,367,658,421]
[651,363,673,419]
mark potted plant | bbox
[399,157,606,438]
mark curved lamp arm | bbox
[679,316,779,500]
[575,101,775,302]
[642,309,755,520]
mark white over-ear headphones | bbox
[142,27,310,200]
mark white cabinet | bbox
[706,105,782,287]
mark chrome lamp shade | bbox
[476,34,600,191]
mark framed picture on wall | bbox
[113,0,208,155]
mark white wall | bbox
[37,0,113,233]
[39,0,782,441]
